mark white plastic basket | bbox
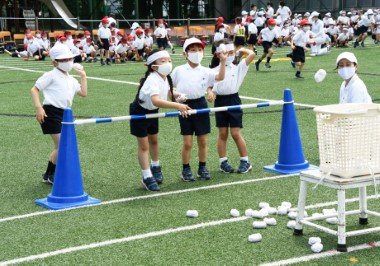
[314,103,380,178]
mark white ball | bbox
[311,242,323,253]
[252,221,267,229]
[259,202,270,209]
[277,206,289,215]
[288,211,298,220]
[281,201,292,209]
[287,220,296,229]
[245,209,255,217]
[186,210,198,218]
[264,217,277,226]
[312,213,324,219]
[322,208,337,215]
[230,209,240,217]
[259,208,269,217]
[251,210,265,219]
[248,233,262,243]
[326,217,338,224]
[308,237,322,245]
[73,63,84,71]
[314,69,327,83]
[266,207,278,215]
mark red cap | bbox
[84,30,91,35]
[127,34,134,41]
[216,17,224,23]
[246,16,253,22]
[299,19,311,26]
[216,23,224,30]
[101,17,109,24]
[135,28,143,35]
[267,18,276,26]
[59,36,67,41]
[116,31,123,36]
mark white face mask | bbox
[75,43,81,48]
[67,35,72,40]
[36,34,41,38]
[225,55,235,65]
[269,26,275,30]
[187,51,203,64]
[154,62,173,76]
[58,61,74,72]
[338,66,356,80]
[303,26,310,32]
[159,24,164,28]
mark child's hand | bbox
[207,90,216,103]
[36,107,47,124]
[74,68,86,77]
[219,52,227,62]
[177,103,191,118]
[176,93,187,103]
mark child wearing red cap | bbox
[255,18,279,71]
[83,38,96,62]
[98,17,112,65]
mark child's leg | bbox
[148,134,159,162]
[230,128,247,157]
[43,133,60,183]
[217,127,229,158]
[49,133,60,164]
[182,135,193,165]
[137,137,150,171]
[197,134,208,163]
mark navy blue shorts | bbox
[179,97,210,136]
[156,38,168,49]
[129,101,159,138]
[214,93,243,128]
[40,105,64,135]
[234,36,246,46]
[99,38,110,50]
[247,34,257,45]
[262,41,273,53]
[292,46,305,63]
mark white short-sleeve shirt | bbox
[98,26,111,39]
[171,63,216,99]
[154,27,168,38]
[293,29,309,47]
[248,23,258,34]
[212,59,249,95]
[261,27,278,42]
[339,74,372,104]
[35,68,81,109]
[138,71,170,110]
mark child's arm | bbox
[215,52,227,81]
[237,47,255,65]
[74,69,88,97]
[151,95,191,117]
[207,87,216,103]
[31,86,46,123]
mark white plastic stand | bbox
[293,170,380,252]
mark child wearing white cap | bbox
[171,37,226,182]
[336,52,372,104]
[130,50,190,191]
[210,40,255,174]
[30,45,87,184]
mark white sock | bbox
[240,156,249,162]
[151,160,160,167]
[219,157,228,164]
[142,169,152,179]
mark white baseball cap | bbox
[50,44,74,61]
[183,37,205,52]
[336,52,357,65]
[366,9,374,15]
[325,12,331,17]
[310,11,320,18]
[131,22,140,29]
[304,12,310,17]
[241,10,248,16]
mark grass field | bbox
[0,42,379,265]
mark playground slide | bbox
[39,0,78,29]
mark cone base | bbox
[264,163,319,174]
[35,195,101,210]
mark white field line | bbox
[1,196,379,265]
[0,216,251,266]
[240,96,318,108]
[0,173,297,224]
[260,241,380,266]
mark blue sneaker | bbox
[151,165,164,184]
[237,160,252,174]
[141,177,160,191]
[181,167,195,182]
[220,160,234,173]
[197,166,211,180]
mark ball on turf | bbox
[314,69,327,83]
[186,210,198,218]
[311,242,323,253]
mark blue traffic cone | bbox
[36,108,100,210]
[264,89,318,174]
